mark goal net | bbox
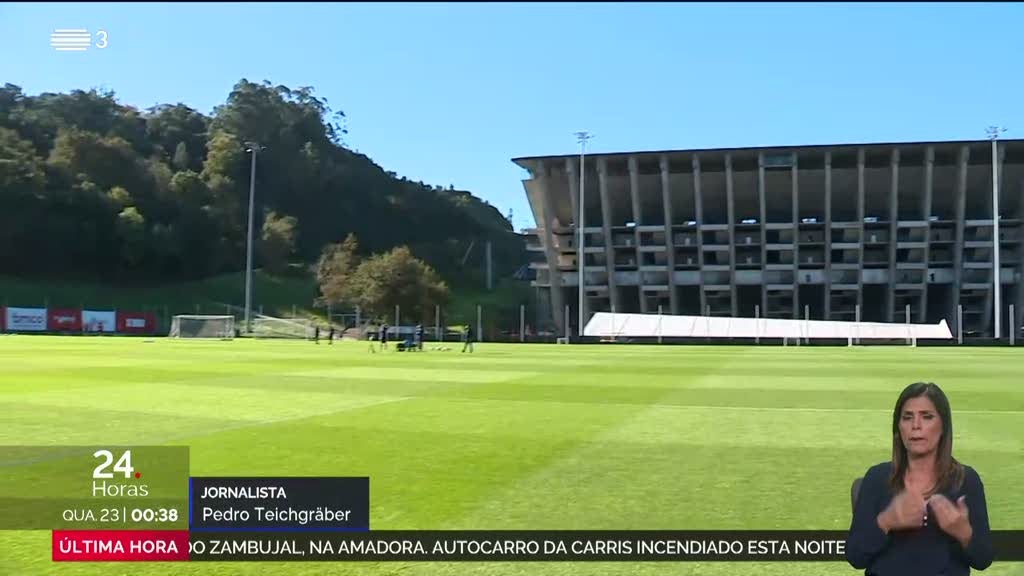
[169,315,235,339]
[248,316,316,340]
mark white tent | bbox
[584,312,953,341]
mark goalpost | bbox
[168,315,235,339]
[248,316,316,340]
[208,303,319,340]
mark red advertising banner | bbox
[116,311,157,333]
[48,308,83,332]
[52,530,189,562]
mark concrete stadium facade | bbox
[515,139,1024,339]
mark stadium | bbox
[516,139,1024,340]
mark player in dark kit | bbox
[380,323,389,350]
[416,324,424,351]
[314,325,320,344]
[368,325,378,353]
[328,325,335,345]
[462,325,474,353]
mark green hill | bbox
[0,80,525,288]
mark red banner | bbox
[116,311,156,333]
[48,308,82,332]
[52,530,189,562]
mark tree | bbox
[0,127,47,269]
[172,141,190,171]
[316,233,360,306]
[168,170,210,206]
[107,186,132,208]
[0,83,25,121]
[163,170,223,278]
[116,206,146,268]
[346,246,449,322]
[0,127,45,195]
[259,211,298,274]
[47,128,155,206]
[145,103,208,170]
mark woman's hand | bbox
[877,491,928,533]
[929,494,973,548]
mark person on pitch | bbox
[367,324,378,353]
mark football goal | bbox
[248,316,316,340]
[168,315,235,339]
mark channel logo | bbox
[50,29,91,51]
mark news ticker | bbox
[4,446,1024,563]
[46,530,1024,562]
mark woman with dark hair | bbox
[846,382,994,575]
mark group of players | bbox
[369,323,476,353]
[311,322,476,353]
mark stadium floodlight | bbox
[243,142,265,334]
[574,131,592,342]
[986,126,1007,339]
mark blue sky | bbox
[2,2,1023,231]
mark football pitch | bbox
[1,336,1022,576]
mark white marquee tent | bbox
[583,312,953,341]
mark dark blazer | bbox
[846,461,993,575]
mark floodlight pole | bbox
[244,142,264,334]
[575,131,592,342]
[987,126,1006,339]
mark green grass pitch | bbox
[1,336,1022,575]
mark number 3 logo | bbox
[95,30,108,49]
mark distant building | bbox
[516,139,1024,339]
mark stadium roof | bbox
[511,137,1024,166]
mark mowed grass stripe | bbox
[288,366,538,383]
[5,383,404,422]
[158,372,1021,413]
[0,401,239,445]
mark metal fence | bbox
[1,298,1020,345]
